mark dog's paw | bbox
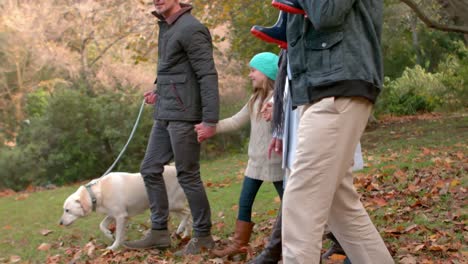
[175,226,191,239]
[104,230,115,240]
[175,226,184,235]
[182,229,191,238]
[106,245,119,251]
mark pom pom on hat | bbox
[249,52,279,81]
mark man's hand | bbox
[268,138,283,159]
[194,123,217,143]
[144,91,157,105]
[261,102,273,121]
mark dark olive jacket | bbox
[287,0,383,106]
[152,4,219,123]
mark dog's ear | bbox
[78,187,92,215]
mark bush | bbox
[376,65,444,115]
[0,145,46,191]
[434,41,468,111]
[0,87,155,189]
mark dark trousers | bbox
[140,120,211,237]
[238,176,284,222]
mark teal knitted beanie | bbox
[249,52,279,81]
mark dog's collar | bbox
[84,182,98,212]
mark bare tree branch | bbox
[400,0,468,34]
[89,34,128,67]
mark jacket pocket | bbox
[157,74,189,112]
[304,31,344,76]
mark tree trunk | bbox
[410,14,422,65]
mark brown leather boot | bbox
[212,220,254,258]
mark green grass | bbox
[0,113,466,263]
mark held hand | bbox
[261,102,273,121]
[144,91,157,105]
[194,123,217,143]
[268,138,283,159]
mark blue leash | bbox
[101,98,146,177]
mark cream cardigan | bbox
[216,96,283,182]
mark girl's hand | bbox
[261,102,273,121]
[268,138,283,159]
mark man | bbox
[273,0,394,263]
[124,0,219,256]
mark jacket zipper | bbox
[170,82,186,111]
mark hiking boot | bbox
[123,229,171,249]
[174,235,214,256]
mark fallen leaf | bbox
[413,244,425,252]
[84,242,96,257]
[429,244,446,252]
[46,254,61,264]
[394,169,407,179]
[450,179,460,188]
[209,257,224,264]
[267,209,277,215]
[404,224,418,233]
[40,229,53,236]
[400,254,417,264]
[14,193,29,201]
[407,184,418,192]
[422,147,432,156]
[371,197,388,206]
[9,255,21,263]
[329,254,346,260]
[37,243,51,251]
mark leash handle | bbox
[101,98,146,177]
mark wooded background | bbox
[0,0,467,190]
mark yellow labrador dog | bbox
[59,165,191,250]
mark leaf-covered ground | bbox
[1,113,466,264]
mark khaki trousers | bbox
[282,97,393,264]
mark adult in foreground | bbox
[275,0,394,263]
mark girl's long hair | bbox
[249,77,275,119]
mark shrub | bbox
[0,144,46,191]
[376,65,444,115]
[434,41,468,111]
[0,87,155,189]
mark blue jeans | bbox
[238,176,283,222]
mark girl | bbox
[198,52,283,259]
